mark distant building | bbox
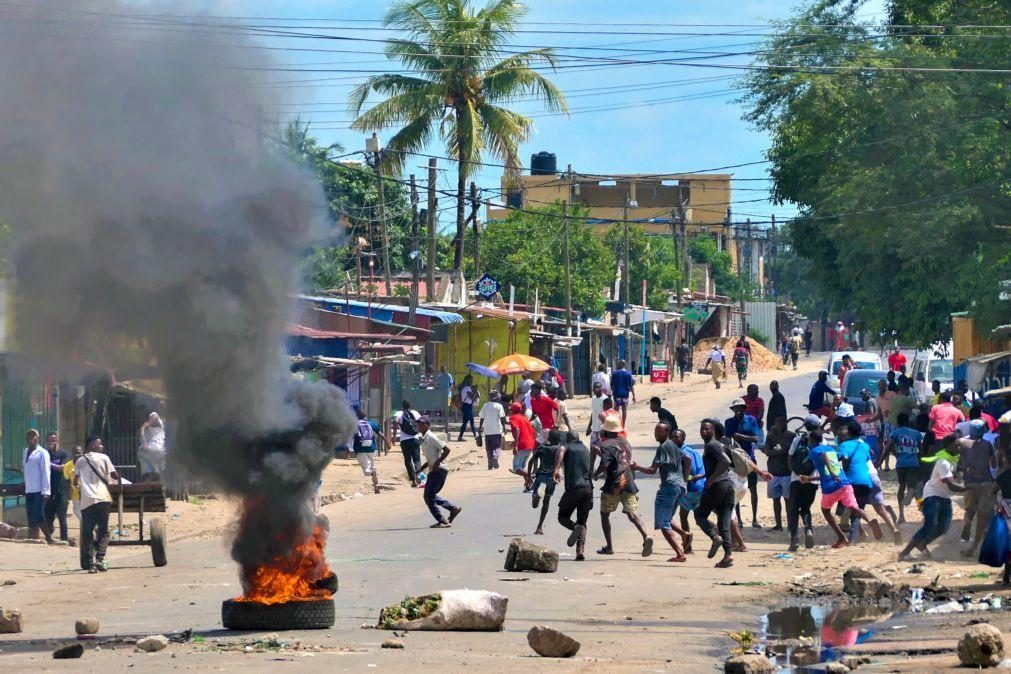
[486,151,738,263]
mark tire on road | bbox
[150,517,168,567]
[221,598,335,631]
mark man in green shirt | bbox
[633,421,689,562]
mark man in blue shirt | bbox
[837,419,896,544]
[808,371,837,417]
[609,359,636,426]
[725,398,763,529]
[886,412,923,523]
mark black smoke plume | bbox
[0,2,355,575]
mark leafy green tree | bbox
[689,235,753,300]
[602,225,682,310]
[282,121,415,291]
[739,0,1010,346]
[480,203,614,315]
[349,0,567,277]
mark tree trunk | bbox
[453,161,466,273]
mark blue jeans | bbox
[423,467,456,523]
[912,496,953,546]
[458,403,476,439]
[654,483,685,531]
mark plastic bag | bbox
[380,590,508,631]
[978,512,1010,568]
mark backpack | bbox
[398,411,419,437]
[790,433,815,476]
[603,441,632,495]
[724,440,751,477]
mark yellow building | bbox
[487,162,736,262]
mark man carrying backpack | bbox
[725,398,763,529]
[394,400,423,488]
[354,407,389,494]
[594,416,653,557]
[787,415,822,551]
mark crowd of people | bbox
[378,349,1011,575]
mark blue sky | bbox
[176,0,887,227]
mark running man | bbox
[695,419,736,568]
[632,421,688,562]
[353,407,390,494]
[394,401,423,488]
[508,402,536,491]
[417,416,462,528]
[594,416,652,557]
[478,391,507,470]
[554,431,594,561]
[529,430,562,535]
[761,415,795,532]
[898,439,963,561]
[800,429,882,548]
[726,398,763,529]
[887,412,923,524]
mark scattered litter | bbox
[971,572,991,579]
[773,553,794,560]
[905,563,926,574]
[891,625,907,630]
[926,601,965,614]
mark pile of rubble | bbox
[693,337,787,374]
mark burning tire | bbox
[221,598,335,631]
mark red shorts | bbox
[821,484,858,510]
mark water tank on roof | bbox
[530,151,557,176]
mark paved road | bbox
[0,356,827,672]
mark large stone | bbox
[381,638,405,649]
[527,625,580,658]
[136,634,169,652]
[52,643,84,659]
[957,623,1004,668]
[842,567,893,599]
[724,653,775,674]
[504,538,558,573]
[0,608,23,633]
[75,617,100,636]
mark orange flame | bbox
[235,526,333,605]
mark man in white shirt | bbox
[75,435,119,572]
[394,400,423,488]
[22,429,53,543]
[586,381,606,448]
[417,416,461,528]
[592,364,611,397]
[704,346,726,389]
[478,391,506,470]
[898,443,964,562]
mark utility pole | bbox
[408,174,420,324]
[623,193,632,361]
[426,158,437,302]
[467,181,481,277]
[562,198,574,391]
[367,133,393,297]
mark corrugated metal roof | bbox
[299,295,464,324]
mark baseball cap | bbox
[417,415,431,424]
[803,414,821,428]
[835,403,855,418]
[729,398,746,409]
[509,402,523,413]
[969,419,987,438]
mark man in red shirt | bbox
[887,347,906,373]
[929,391,966,441]
[742,384,765,429]
[529,383,559,442]
[508,402,536,491]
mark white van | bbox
[911,343,954,402]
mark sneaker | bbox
[788,538,799,553]
[448,506,463,523]
[97,559,108,572]
[532,492,541,509]
[88,565,99,574]
[804,529,815,549]
[868,520,884,541]
[567,524,585,548]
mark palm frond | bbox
[381,113,435,175]
[385,0,442,37]
[349,74,440,118]
[477,103,528,166]
[477,0,524,48]
[351,88,444,132]
[384,38,449,74]
[483,49,569,113]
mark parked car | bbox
[842,369,890,415]
[826,351,883,390]
[911,343,954,403]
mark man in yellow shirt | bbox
[63,446,84,521]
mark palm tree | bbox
[349,0,567,286]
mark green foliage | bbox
[739,0,1011,346]
[349,0,568,272]
[380,593,442,629]
[480,202,615,315]
[746,327,771,346]
[282,121,415,292]
[602,225,682,310]
[689,235,755,300]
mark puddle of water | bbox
[761,603,893,671]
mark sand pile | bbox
[693,337,786,373]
